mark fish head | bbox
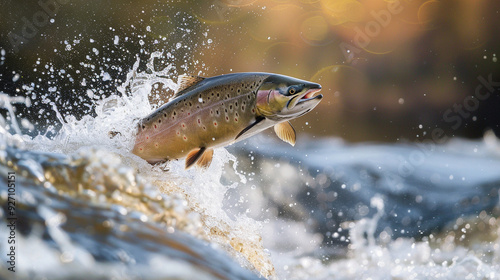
[256,74,322,121]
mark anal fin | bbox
[185,147,206,169]
[185,147,214,169]
[274,121,296,146]
[196,148,214,169]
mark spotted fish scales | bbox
[133,72,322,168]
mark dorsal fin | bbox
[274,121,296,146]
[175,74,205,97]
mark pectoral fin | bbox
[235,116,265,141]
[185,147,206,169]
[274,121,296,146]
[196,148,214,169]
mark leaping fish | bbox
[132,72,323,169]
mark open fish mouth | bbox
[287,87,323,109]
[297,88,323,104]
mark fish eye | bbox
[288,87,296,95]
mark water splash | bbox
[0,93,31,148]
[0,52,275,278]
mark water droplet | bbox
[86,89,94,98]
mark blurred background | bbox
[2,3,500,278]
[1,0,499,142]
